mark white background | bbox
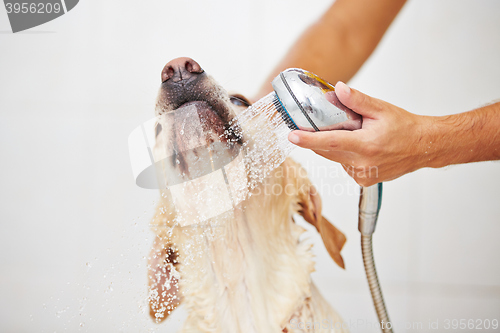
[0,0,499,332]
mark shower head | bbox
[271,68,362,132]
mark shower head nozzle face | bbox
[271,68,361,132]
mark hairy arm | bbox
[255,0,407,99]
[289,82,500,186]
[424,102,500,168]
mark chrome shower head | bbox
[271,68,362,132]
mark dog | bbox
[147,57,348,332]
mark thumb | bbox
[331,81,384,119]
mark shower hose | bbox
[358,184,393,333]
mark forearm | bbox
[255,0,407,99]
[421,102,500,169]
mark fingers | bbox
[333,81,384,119]
[288,130,360,151]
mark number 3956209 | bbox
[5,2,62,14]
[444,319,498,330]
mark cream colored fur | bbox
[149,158,347,332]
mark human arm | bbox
[288,82,500,186]
[255,0,407,100]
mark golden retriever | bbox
[147,57,348,333]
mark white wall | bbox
[0,0,499,332]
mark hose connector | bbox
[358,183,383,235]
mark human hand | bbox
[288,82,429,186]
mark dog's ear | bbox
[299,185,346,269]
[148,235,181,323]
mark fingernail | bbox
[288,132,300,144]
[336,81,351,96]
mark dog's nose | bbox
[161,57,204,83]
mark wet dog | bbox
[148,57,348,332]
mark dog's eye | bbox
[230,95,251,107]
[155,123,162,137]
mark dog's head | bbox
[153,57,250,182]
[148,58,346,324]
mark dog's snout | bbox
[156,57,233,121]
[161,57,204,83]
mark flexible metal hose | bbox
[361,234,393,333]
